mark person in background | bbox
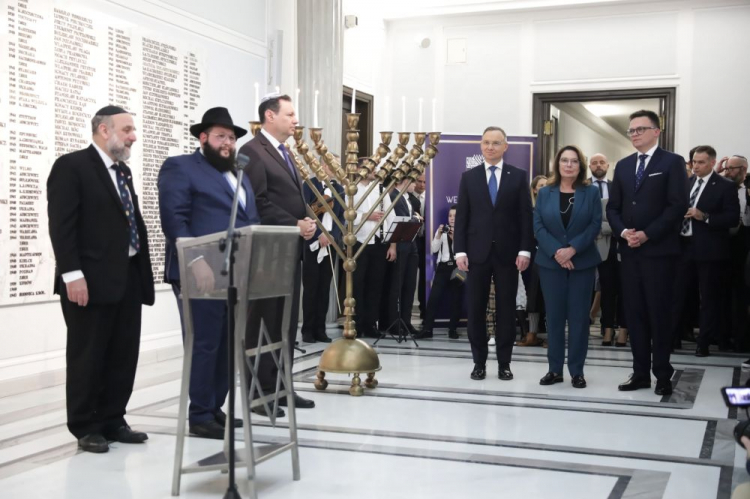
[517,175,548,347]
[534,145,602,389]
[419,205,464,339]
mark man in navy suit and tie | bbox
[454,126,534,381]
[607,110,689,396]
[670,145,739,356]
[239,94,317,417]
[159,107,261,439]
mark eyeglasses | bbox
[209,133,237,144]
[725,166,745,171]
[626,126,658,136]
[560,158,580,165]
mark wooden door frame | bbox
[531,87,676,175]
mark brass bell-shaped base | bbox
[314,338,381,396]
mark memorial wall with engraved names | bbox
[0,0,207,305]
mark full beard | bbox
[107,135,131,162]
[591,169,606,180]
[203,142,236,173]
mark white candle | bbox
[401,96,406,131]
[275,85,280,94]
[254,82,259,120]
[296,88,301,123]
[385,96,390,131]
[351,88,356,114]
[314,90,319,128]
[432,98,436,131]
[418,98,423,131]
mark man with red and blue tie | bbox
[47,106,155,453]
[607,110,689,396]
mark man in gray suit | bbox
[239,94,317,416]
[590,154,626,346]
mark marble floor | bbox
[1,327,749,499]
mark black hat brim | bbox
[189,122,248,140]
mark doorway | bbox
[532,88,676,176]
[342,86,373,160]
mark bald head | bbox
[589,153,609,180]
[725,155,748,185]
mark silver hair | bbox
[91,115,114,135]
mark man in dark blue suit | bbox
[158,107,260,439]
[670,145,739,356]
[607,110,689,396]
[454,126,534,381]
[301,162,345,343]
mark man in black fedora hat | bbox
[159,107,261,439]
[239,93,317,416]
[47,105,155,452]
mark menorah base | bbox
[314,338,381,396]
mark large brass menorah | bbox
[249,115,440,396]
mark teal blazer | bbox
[533,184,602,270]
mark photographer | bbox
[418,205,464,339]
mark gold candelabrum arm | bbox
[353,132,410,212]
[292,127,349,211]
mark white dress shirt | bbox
[62,143,137,284]
[260,128,288,161]
[354,181,395,244]
[432,231,454,263]
[682,171,713,237]
[455,158,530,260]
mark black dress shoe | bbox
[301,333,316,343]
[103,425,148,443]
[571,375,587,389]
[448,330,459,339]
[539,372,563,385]
[278,393,315,409]
[214,410,243,428]
[618,375,651,391]
[189,420,225,440]
[78,433,109,453]
[251,404,285,418]
[695,346,710,357]
[416,329,433,339]
[314,332,332,343]
[655,379,673,396]
[470,364,486,380]
[498,364,513,381]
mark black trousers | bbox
[245,258,302,396]
[598,246,626,329]
[301,246,334,337]
[466,250,517,366]
[416,235,426,316]
[353,242,388,333]
[671,238,727,350]
[423,262,463,332]
[61,257,142,439]
[386,242,418,328]
[620,254,675,381]
[728,231,750,351]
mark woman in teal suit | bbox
[534,145,602,388]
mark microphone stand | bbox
[219,168,244,499]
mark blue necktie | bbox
[488,166,498,205]
[596,180,604,199]
[113,163,140,253]
[278,143,298,180]
[635,154,648,190]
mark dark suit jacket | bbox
[47,144,155,305]
[686,173,740,261]
[454,162,533,265]
[606,147,689,258]
[302,177,345,248]
[157,149,261,283]
[238,131,306,226]
[533,185,602,270]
